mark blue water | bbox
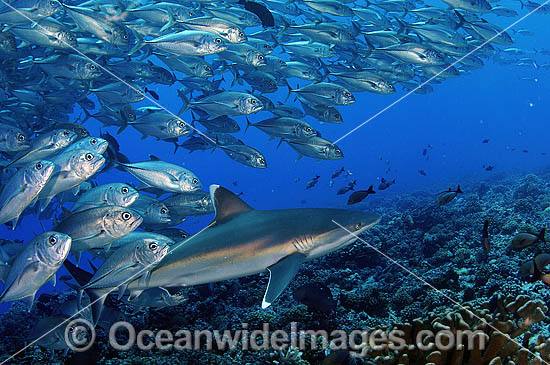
[1,1,549,317]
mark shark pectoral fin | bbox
[209,184,253,224]
[262,253,306,309]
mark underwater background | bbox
[1,0,550,363]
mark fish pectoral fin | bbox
[73,231,104,242]
[117,283,129,300]
[0,263,10,284]
[128,289,144,301]
[22,293,35,312]
[262,253,306,309]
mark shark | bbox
[67,185,380,323]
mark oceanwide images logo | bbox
[66,320,487,356]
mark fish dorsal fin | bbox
[209,185,253,224]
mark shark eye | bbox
[160,207,168,214]
[149,242,158,250]
[122,212,132,220]
[85,153,93,161]
[48,235,57,245]
[35,162,43,169]
[355,223,362,231]
[17,133,25,141]
[121,186,129,194]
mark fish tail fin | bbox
[245,117,252,134]
[456,184,463,194]
[368,184,375,194]
[454,10,466,29]
[285,83,296,103]
[393,16,407,34]
[178,92,190,115]
[81,108,92,124]
[517,0,525,9]
[538,227,547,242]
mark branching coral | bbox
[361,294,548,364]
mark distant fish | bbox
[347,185,375,205]
[378,177,395,191]
[306,175,320,189]
[337,180,356,195]
[418,170,427,176]
[322,350,350,365]
[293,282,336,312]
[482,218,490,254]
[482,139,490,143]
[331,167,345,179]
[519,253,550,286]
[435,185,463,206]
[484,165,494,171]
[512,228,546,249]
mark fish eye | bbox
[215,38,222,44]
[17,133,25,141]
[122,212,132,220]
[48,235,57,245]
[336,149,341,154]
[90,138,97,144]
[160,208,167,214]
[128,113,135,119]
[149,242,158,250]
[49,0,56,5]
[345,92,351,97]
[89,64,96,70]
[68,35,74,41]
[258,55,264,60]
[355,223,362,231]
[123,34,129,40]
[192,178,198,184]
[259,158,265,164]
[121,186,129,194]
[239,32,244,37]
[251,99,257,104]
[178,122,185,128]
[306,127,312,132]
[62,130,69,136]
[35,162,42,169]
[85,153,93,161]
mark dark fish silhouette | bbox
[331,167,345,179]
[435,185,463,206]
[293,282,336,312]
[347,185,375,205]
[512,228,546,249]
[484,165,494,171]
[418,170,427,176]
[144,87,159,100]
[337,180,356,195]
[378,177,395,190]
[306,175,320,189]
[482,139,490,143]
[238,0,275,27]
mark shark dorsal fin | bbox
[209,185,253,223]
